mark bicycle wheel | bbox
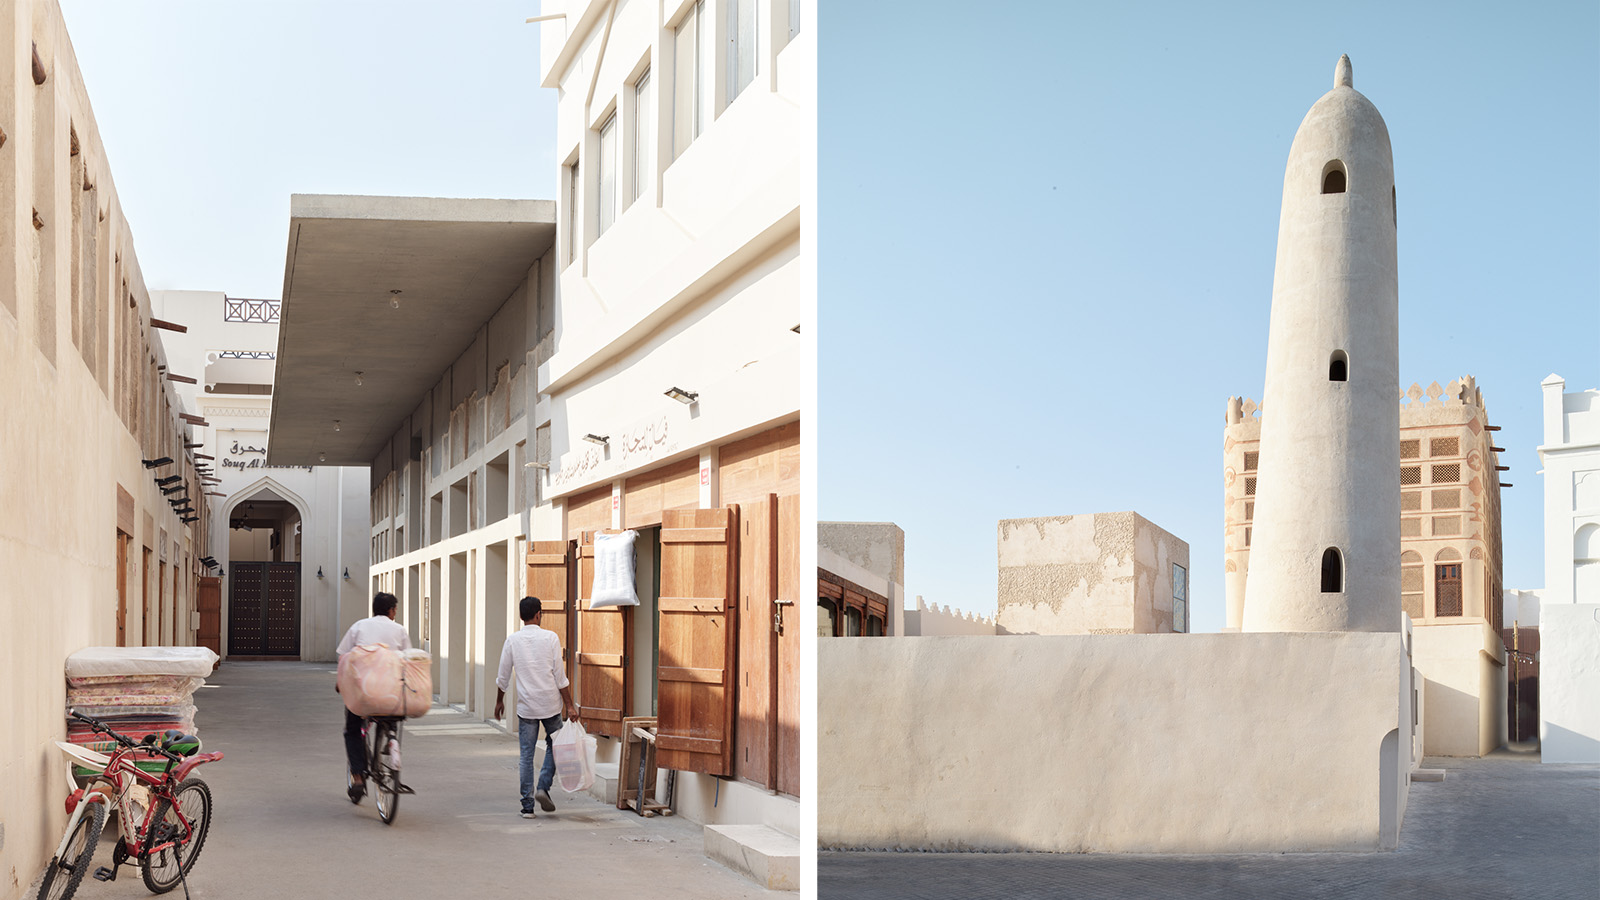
[36,801,105,900]
[140,778,213,894]
[372,721,401,825]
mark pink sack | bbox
[338,646,432,718]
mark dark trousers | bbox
[344,708,367,775]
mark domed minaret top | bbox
[1335,54,1352,88]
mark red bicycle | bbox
[38,710,223,899]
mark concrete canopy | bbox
[269,195,555,465]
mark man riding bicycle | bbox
[336,592,410,802]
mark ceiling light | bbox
[664,387,698,405]
[524,461,550,470]
[583,433,609,446]
[354,371,364,387]
[319,452,327,463]
[389,289,402,309]
[333,420,341,432]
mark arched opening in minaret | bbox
[1329,350,1348,382]
[1321,161,1347,194]
[1320,548,1343,592]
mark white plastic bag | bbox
[589,531,640,608]
[552,720,597,792]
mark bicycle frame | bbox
[61,720,222,861]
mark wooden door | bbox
[776,493,801,797]
[526,540,574,683]
[157,561,166,646]
[116,532,131,647]
[228,562,301,657]
[576,532,631,738]
[735,495,778,788]
[196,577,221,655]
[141,548,153,645]
[657,506,738,776]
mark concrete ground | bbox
[820,748,1600,899]
[45,661,778,899]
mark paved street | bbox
[43,661,776,899]
[820,749,1600,899]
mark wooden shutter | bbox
[658,507,738,776]
[525,540,575,683]
[735,494,778,787]
[776,492,800,797]
[576,531,631,739]
[196,576,221,656]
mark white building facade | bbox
[1534,373,1600,763]
[151,290,370,662]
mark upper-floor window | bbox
[672,1,711,160]
[728,0,757,103]
[1322,160,1347,194]
[630,68,653,207]
[597,113,617,237]
[566,160,579,266]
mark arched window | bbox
[1322,161,1347,194]
[1329,350,1348,382]
[1321,548,1343,592]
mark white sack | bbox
[590,530,640,608]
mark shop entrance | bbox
[225,488,304,658]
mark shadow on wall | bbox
[1423,680,1490,758]
[1543,722,1600,764]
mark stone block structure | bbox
[996,512,1189,635]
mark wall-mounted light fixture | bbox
[218,568,226,577]
[389,289,402,309]
[583,433,609,446]
[142,457,174,469]
[354,371,364,387]
[333,420,341,432]
[316,566,325,579]
[524,460,550,470]
[664,387,698,405]
[319,452,327,463]
[343,567,351,580]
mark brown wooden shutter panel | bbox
[525,539,575,684]
[736,494,778,788]
[576,531,631,738]
[658,506,739,776]
[776,492,801,797]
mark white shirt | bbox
[336,615,412,656]
[496,624,569,720]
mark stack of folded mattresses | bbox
[64,646,219,776]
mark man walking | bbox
[336,591,410,801]
[494,596,579,818]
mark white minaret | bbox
[1242,55,1400,633]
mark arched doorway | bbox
[223,480,308,659]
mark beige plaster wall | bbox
[996,512,1189,635]
[820,632,1410,853]
[1409,622,1505,757]
[1,3,212,895]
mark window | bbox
[1401,466,1421,486]
[1243,451,1259,472]
[630,68,653,207]
[818,600,837,637]
[1435,564,1463,616]
[1329,350,1348,382]
[728,0,757,103]
[1244,476,1256,496]
[596,113,617,237]
[1430,437,1459,457]
[566,160,579,266]
[789,0,801,40]
[1431,463,1460,484]
[1400,440,1420,460]
[844,607,862,637]
[1172,564,1187,633]
[1320,548,1342,593]
[1401,491,1422,511]
[1322,160,1347,194]
[1401,551,1424,618]
[672,1,711,160]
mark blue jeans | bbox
[518,714,563,811]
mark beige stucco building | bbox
[1,3,218,895]
[997,512,1189,635]
[1225,376,1508,755]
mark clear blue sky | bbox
[59,1,556,300]
[819,2,1599,632]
